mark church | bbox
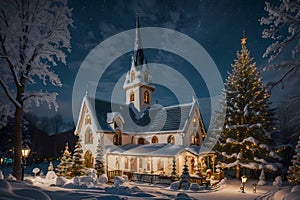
[74,16,211,178]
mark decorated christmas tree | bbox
[56,143,73,178]
[72,139,86,177]
[287,136,300,184]
[94,136,106,176]
[214,36,280,178]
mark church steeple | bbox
[133,13,145,68]
[123,14,155,111]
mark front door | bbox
[84,150,94,168]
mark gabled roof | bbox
[105,143,199,157]
[84,96,196,134]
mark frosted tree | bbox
[179,162,190,190]
[287,136,300,184]
[0,0,72,180]
[94,136,106,176]
[214,37,280,179]
[257,169,267,186]
[72,139,85,177]
[56,143,73,178]
[260,0,300,88]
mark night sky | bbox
[33,0,287,127]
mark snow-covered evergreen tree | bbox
[287,136,300,184]
[179,163,190,190]
[258,169,267,186]
[94,136,106,176]
[48,161,54,171]
[214,37,280,178]
[0,0,72,180]
[56,143,73,178]
[72,139,85,177]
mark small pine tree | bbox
[179,162,190,190]
[287,136,300,184]
[171,159,177,177]
[48,161,54,171]
[258,169,267,186]
[56,143,73,178]
[94,137,106,177]
[72,139,85,177]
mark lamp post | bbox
[21,144,31,181]
[241,175,248,193]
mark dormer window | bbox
[144,90,149,104]
[130,91,134,102]
[113,129,122,145]
[130,71,135,82]
[152,136,158,143]
[167,135,175,144]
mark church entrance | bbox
[84,150,94,168]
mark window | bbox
[144,91,149,104]
[157,158,164,171]
[191,131,200,146]
[167,135,175,144]
[138,137,145,145]
[84,127,93,144]
[193,117,197,127]
[130,91,134,102]
[152,136,158,143]
[125,157,129,169]
[130,71,135,82]
[85,114,91,125]
[113,129,122,145]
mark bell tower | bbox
[123,14,155,111]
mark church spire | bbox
[134,13,144,68]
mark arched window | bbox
[130,71,135,82]
[113,129,122,145]
[138,137,145,145]
[85,127,93,144]
[85,114,91,125]
[191,132,200,146]
[152,136,158,143]
[130,91,134,102]
[144,91,149,104]
[167,135,175,144]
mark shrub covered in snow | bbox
[175,192,190,200]
[170,181,180,190]
[56,176,67,186]
[189,183,200,191]
[122,175,128,182]
[80,175,97,184]
[114,176,125,187]
[257,169,267,186]
[273,176,282,186]
[46,171,57,180]
[98,174,108,184]
[179,165,190,190]
[7,174,16,180]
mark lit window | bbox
[193,118,196,127]
[191,132,200,146]
[152,136,158,143]
[85,127,93,144]
[85,114,91,125]
[144,91,149,104]
[167,135,175,144]
[130,91,134,102]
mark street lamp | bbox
[21,144,31,181]
[241,175,248,193]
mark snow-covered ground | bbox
[1,162,300,200]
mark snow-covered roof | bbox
[105,143,196,157]
[84,96,195,134]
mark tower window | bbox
[85,127,93,144]
[130,91,134,102]
[167,135,175,144]
[144,91,149,104]
[131,71,135,82]
[152,136,158,143]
